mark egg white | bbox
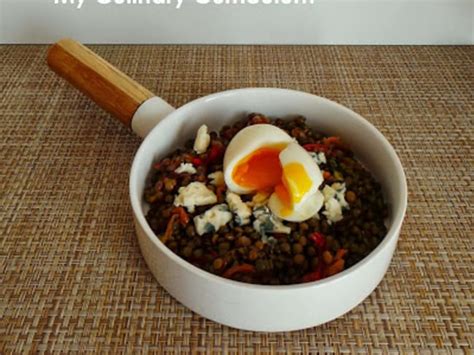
[268,190,324,222]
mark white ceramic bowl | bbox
[47,40,407,332]
[129,88,407,332]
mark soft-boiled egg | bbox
[223,124,324,222]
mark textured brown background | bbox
[1,45,472,353]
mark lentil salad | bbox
[144,114,388,285]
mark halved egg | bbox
[223,125,324,222]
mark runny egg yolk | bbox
[274,184,293,216]
[232,146,313,216]
[281,163,313,204]
[232,146,284,191]
[274,163,313,216]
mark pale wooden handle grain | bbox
[47,38,154,127]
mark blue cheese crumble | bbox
[321,182,349,224]
[252,205,291,239]
[193,204,233,236]
[208,171,225,186]
[226,192,252,226]
[173,181,217,213]
[310,152,327,166]
[174,162,197,174]
[248,190,271,208]
[193,124,211,154]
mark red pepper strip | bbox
[323,136,343,146]
[322,171,332,180]
[302,268,323,283]
[161,214,178,244]
[323,136,349,151]
[153,162,161,170]
[192,157,203,166]
[222,263,255,279]
[334,248,348,261]
[309,232,326,250]
[206,143,225,165]
[303,143,329,153]
[172,207,190,226]
[302,262,324,282]
[324,259,345,277]
[215,185,226,202]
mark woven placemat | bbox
[0,45,472,353]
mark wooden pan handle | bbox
[47,38,155,127]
